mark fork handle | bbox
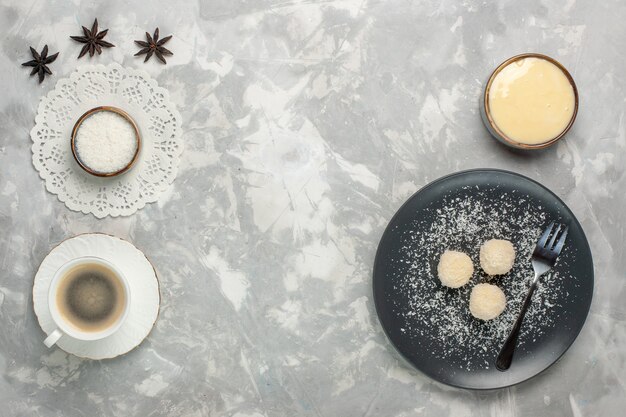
[496,277,539,371]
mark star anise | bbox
[70,18,115,59]
[134,28,173,64]
[22,45,59,84]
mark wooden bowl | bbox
[71,106,141,177]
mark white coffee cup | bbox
[44,256,131,348]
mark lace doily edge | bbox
[29,63,184,218]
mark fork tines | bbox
[534,222,569,258]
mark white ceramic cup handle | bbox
[44,329,63,348]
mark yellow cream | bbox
[488,57,575,145]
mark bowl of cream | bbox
[481,53,578,149]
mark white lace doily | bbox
[31,63,183,218]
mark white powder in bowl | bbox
[74,110,138,174]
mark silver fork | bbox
[496,222,569,371]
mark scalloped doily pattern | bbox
[31,63,183,218]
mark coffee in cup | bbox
[44,257,130,348]
[55,262,127,333]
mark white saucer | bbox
[33,233,160,359]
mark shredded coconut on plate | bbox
[390,187,570,370]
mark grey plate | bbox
[373,169,594,389]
